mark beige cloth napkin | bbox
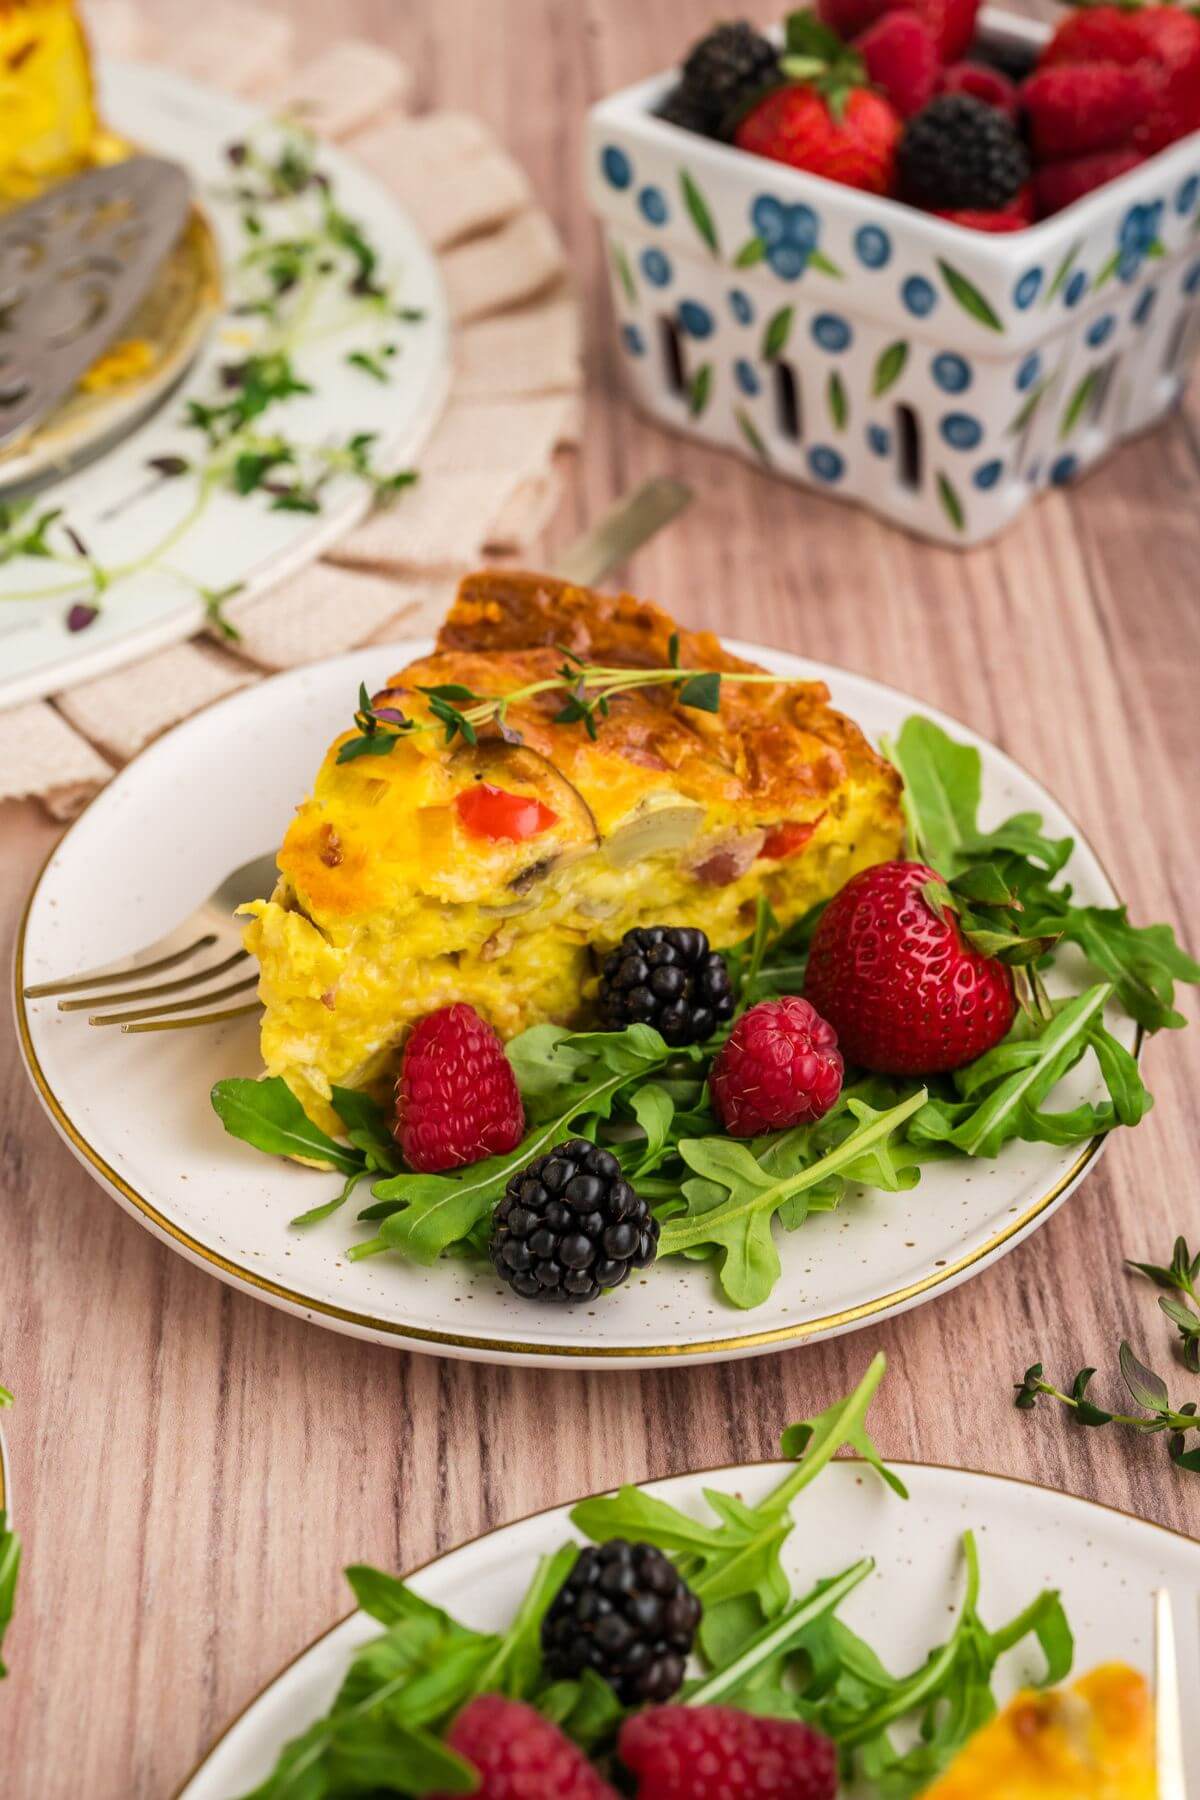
[2,5,582,820]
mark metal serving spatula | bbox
[0,155,192,452]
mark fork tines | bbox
[23,934,260,1032]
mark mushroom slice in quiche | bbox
[927,1663,1157,1799]
[243,572,904,1134]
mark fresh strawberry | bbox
[620,1704,838,1800]
[1131,8,1200,151]
[819,0,978,60]
[856,12,942,118]
[940,59,1018,116]
[933,183,1033,229]
[1037,7,1200,154]
[735,83,901,194]
[1034,148,1145,217]
[709,996,844,1137]
[803,861,1015,1076]
[393,1003,525,1172]
[436,1695,618,1800]
[1021,62,1155,158]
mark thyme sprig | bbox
[337,650,791,763]
[1129,1235,1200,1372]
[1016,1343,1200,1473]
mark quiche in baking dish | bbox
[243,572,904,1134]
[927,1662,1156,1799]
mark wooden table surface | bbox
[2,2,1199,1794]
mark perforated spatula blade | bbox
[0,155,192,452]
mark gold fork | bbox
[22,477,692,1035]
[1156,1588,1188,1800]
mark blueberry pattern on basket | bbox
[1087,314,1116,348]
[641,246,672,287]
[974,459,1004,490]
[601,145,633,190]
[1013,267,1043,309]
[1051,453,1078,486]
[1133,286,1158,326]
[751,194,821,280]
[678,299,714,338]
[902,275,937,318]
[1016,352,1041,391]
[1117,201,1164,283]
[735,358,760,396]
[807,445,845,482]
[854,224,891,268]
[1176,174,1200,215]
[811,312,852,351]
[1064,269,1088,308]
[728,288,754,325]
[932,353,971,394]
[1186,260,1200,296]
[638,185,669,225]
[940,412,984,450]
[867,423,891,456]
[622,323,646,356]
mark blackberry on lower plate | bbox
[597,926,734,1045]
[897,93,1029,210]
[490,1140,658,1304]
[541,1539,702,1704]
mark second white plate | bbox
[16,639,1135,1367]
[178,1457,1200,1797]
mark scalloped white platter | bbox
[0,60,449,707]
[17,640,1137,1369]
[179,1458,1200,1797]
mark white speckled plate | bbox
[16,640,1137,1368]
[0,60,449,707]
[177,1458,1200,1798]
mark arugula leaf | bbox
[212,1077,364,1174]
[883,716,981,872]
[0,1505,17,1681]
[659,1092,927,1307]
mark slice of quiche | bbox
[244,572,903,1134]
[927,1663,1156,1800]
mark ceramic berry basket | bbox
[587,6,1200,546]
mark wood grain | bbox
[1,2,1198,1793]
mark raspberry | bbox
[619,1704,838,1800]
[940,60,1017,116]
[709,997,844,1138]
[1034,148,1144,216]
[803,861,1015,1076]
[1021,63,1154,159]
[437,1694,618,1800]
[393,1003,524,1172]
[934,182,1033,230]
[856,12,942,119]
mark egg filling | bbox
[244,573,904,1134]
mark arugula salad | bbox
[233,1359,1076,1799]
[214,715,1198,1313]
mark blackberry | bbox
[655,83,714,136]
[678,21,780,134]
[598,926,734,1045]
[541,1539,702,1704]
[897,94,1029,211]
[490,1140,657,1304]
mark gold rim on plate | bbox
[12,658,1139,1361]
[172,1454,1199,1799]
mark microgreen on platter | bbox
[235,1360,1074,1800]
[1016,1345,1200,1474]
[1129,1235,1200,1372]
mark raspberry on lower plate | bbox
[709,997,844,1138]
[619,1703,838,1800]
[393,1003,525,1173]
[542,1539,702,1704]
[435,1694,618,1800]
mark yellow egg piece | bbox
[927,1663,1157,1799]
[0,0,98,203]
[245,573,904,1135]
